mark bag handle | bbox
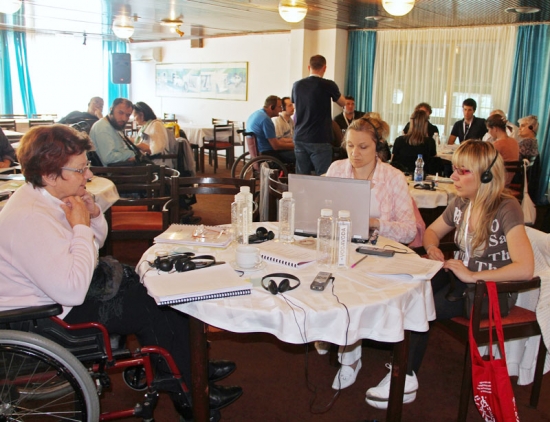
[468,281,507,362]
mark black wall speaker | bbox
[112,53,131,84]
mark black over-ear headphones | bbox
[261,273,301,295]
[529,125,533,131]
[152,253,216,272]
[480,151,499,184]
[249,226,275,244]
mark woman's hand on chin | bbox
[61,196,91,228]
[443,259,476,283]
[81,191,101,218]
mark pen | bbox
[351,254,368,269]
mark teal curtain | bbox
[102,0,129,107]
[0,28,13,114]
[103,40,129,106]
[508,24,550,204]
[13,31,36,117]
[345,31,376,113]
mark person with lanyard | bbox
[447,98,487,145]
[333,95,364,134]
[89,98,146,166]
[133,101,169,164]
[364,139,533,410]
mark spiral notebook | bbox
[144,263,252,305]
[257,241,316,268]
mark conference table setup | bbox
[137,221,442,421]
[0,174,120,212]
[180,123,215,148]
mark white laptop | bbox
[288,174,371,239]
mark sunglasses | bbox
[452,166,472,176]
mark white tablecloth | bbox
[180,124,214,148]
[138,222,438,346]
[0,176,119,212]
[408,181,457,209]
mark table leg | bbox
[386,330,410,422]
[189,316,209,422]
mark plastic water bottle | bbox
[239,186,253,236]
[336,210,352,270]
[414,154,424,182]
[231,192,249,244]
[278,191,295,243]
[317,208,334,268]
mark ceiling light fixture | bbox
[381,0,415,17]
[160,18,184,27]
[279,0,308,23]
[112,15,135,39]
[0,0,22,14]
[505,7,540,14]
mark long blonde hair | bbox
[452,140,514,252]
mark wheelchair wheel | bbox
[0,329,100,421]
[230,152,249,178]
[239,155,288,181]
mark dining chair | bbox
[266,170,288,222]
[28,119,55,127]
[199,121,235,173]
[169,176,255,225]
[0,120,16,131]
[228,120,246,157]
[504,160,524,199]
[0,114,26,119]
[413,243,546,421]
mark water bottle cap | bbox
[282,191,292,199]
[321,208,333,217]
[338,210,350,218]
[240,186,250,193]
[417,154,423,158]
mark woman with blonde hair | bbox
[517,115,539,160]
[392,109,437,174]
[365,140,534,409]
[321,115,419,390]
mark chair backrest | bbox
[504,160,524,199]
[245,132,259,158]
[0,120,16,131]
[32,113,57,120]
[0,114,26,119]
[267,171,288,221]
[90,164,163,197]
[229,120,245,146]
[28,119,54,127]
[212,118,228,125]
[213,123,234,145]
[170,176,255,223]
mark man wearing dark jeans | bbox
[292,55,346,175]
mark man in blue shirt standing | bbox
[292,55,346,175]
[246,96,295,164]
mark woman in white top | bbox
[133,101,169,162]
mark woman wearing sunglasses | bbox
[365,139,534,409]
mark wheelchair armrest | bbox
[0,304,63,325]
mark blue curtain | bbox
[103,40,129,106]
[345,31,376,113]
[102,0,129,107]
[13,30,36,117]
[0,28,13,115]
[508,24,550,204]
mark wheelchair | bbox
[0,304,198,421]
[230,131,290,181]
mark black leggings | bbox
[407,269,467,375]
[65,281,192,386]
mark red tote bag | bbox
[468,282,520,422]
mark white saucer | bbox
[230,261,266,272]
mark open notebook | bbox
[144,263,252,305]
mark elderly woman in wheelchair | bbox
[0,125,241,421]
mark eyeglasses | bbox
[61,161,91,175]
[452,166,472,176]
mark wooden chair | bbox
[0,120,16,131]
[504,160,524,199]
[92,165,173,255]
[228,120,246,157]
[413,244,546,420]
[200,120,235,173]
[0,114,26,119]
[267,171,288,222]
[28,119,55,127]
[169,176,255,225]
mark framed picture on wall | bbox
[155,62,248,101]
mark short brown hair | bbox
[264,95,279,109]
[18,124,92,188]
[309,55,326,70]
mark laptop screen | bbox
[288,174,371,239]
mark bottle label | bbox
[337,223,349,266]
